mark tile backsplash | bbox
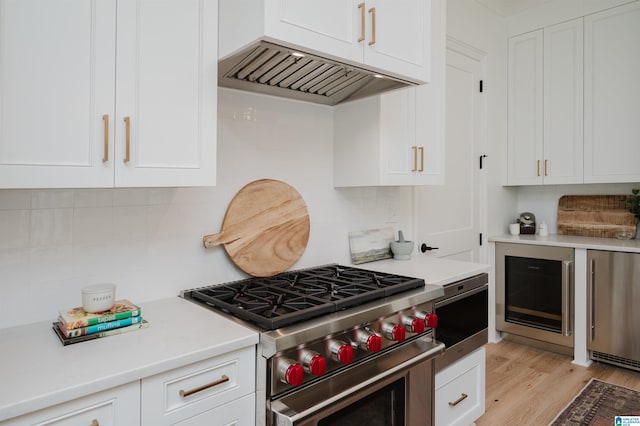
[0,89,413,328]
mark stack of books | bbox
[52,299,148,346]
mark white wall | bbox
[0,88,414,329]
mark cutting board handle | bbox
[203,231,238,248]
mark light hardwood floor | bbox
[476,340,640,425]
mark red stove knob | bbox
[300,350,326,376]
[382,322,406,342]
[402,316,425,334]
[278,359,304,386]
[356,329,382,353]
[416,311,438,329]
[425,313,438,328]
[328,340,354,364]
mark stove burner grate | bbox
[186,264,425,330]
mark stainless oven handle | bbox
[589,258,595,341]
[271,339,445,426]
[562,260,573,337]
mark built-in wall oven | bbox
[433,273,488,372]
[496,243,574,350]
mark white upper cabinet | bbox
[0,0,217,189]
[0,0,116,188]
[219,0,431,83]
[334,0,444,186]
[507,18,583,186]
[507,30,543,185]
[584,1,640,183]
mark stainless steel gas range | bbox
[181,264,445,426]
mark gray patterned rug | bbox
[550,378,640,425]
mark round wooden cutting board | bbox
[202,179,310,277]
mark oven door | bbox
[434,281,488,372]
[269,336,444,426]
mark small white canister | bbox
[82,283,116,313]
[539,222,549,237]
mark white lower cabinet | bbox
[2,346,256,426]
[435,347,485,426]
[1,381,140,426]
[141,346,255,425]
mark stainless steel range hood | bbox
[219,41,416,106]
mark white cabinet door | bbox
[0,0,116,188]
[2,381,140,426]
[543,18,583,185]
[584,1,640,183]
[333,0,444,187]
[435,348,485,426]
[114,0,217,187]
[507,30,543,185]
[0,0,217,189]
[508,20,583,186]
[264,0,362,64]
[379,89,417,185]
[365,0,431,83]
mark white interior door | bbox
[415,42,485,262]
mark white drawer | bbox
[173,393,255,426]
[435,347,485,426]
[141,346,255,425]
[2,381,140,426]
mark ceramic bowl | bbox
[390,240,414,260]
[82,283,116,313]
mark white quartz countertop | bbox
[354,255,490,286]
[489,234,640,253]
[0,297,258,422]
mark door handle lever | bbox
[421,244,439,253]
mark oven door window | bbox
[505,256,563,332]
[318,379,405,426]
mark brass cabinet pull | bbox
[537,160,540,177]
[123,116,131,163]
[90,420,99,426]
[368,7,376,46]
[544,159,548,176]
[179,375,229,398]
[357,3,365,42]
[411,146,418,171]
[448,393,468,407]
[102,114,109,163]
[418,146,424,172]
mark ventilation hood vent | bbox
[219,41,416,106]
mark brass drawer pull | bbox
[418,146,424,172]
[102,114,109,163]
[357,3,365,42]
[179,375,229,398]
[123,116,131,163]
[412,146,418,171]
[368,7,376,46]
[448,393,468,407]
[90,420,99,426]
[537,159,540,177]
